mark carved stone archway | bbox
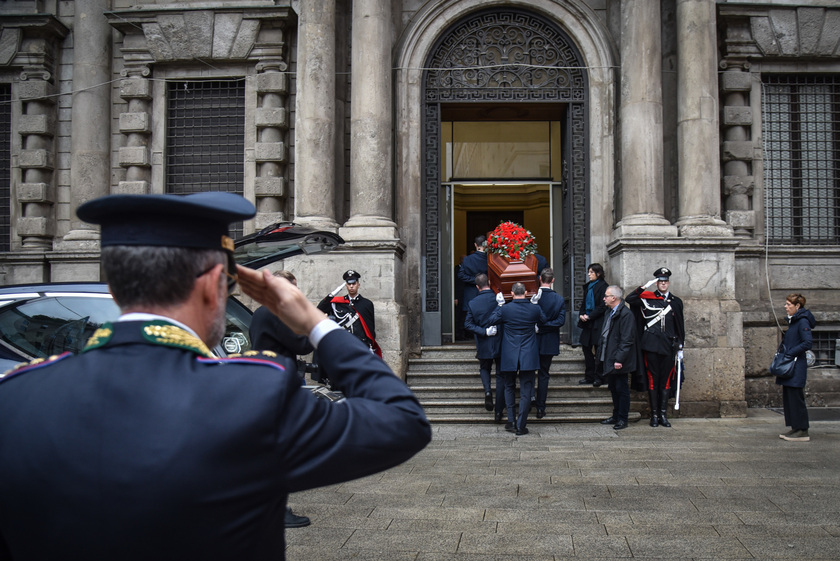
[421,7,589,342]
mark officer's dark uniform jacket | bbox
[464,288,502,360]
[0,319,431,560]
[536,289,566,356]
[626,287,685,356]
[317,294,376,350]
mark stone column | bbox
[341,0,398,241]
[294,0,339,230]
[64,0,112,243]
[675,0,731,237]
[615,0,676,237]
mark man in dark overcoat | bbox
[489,282,546,435]
[626,267,685,427]
[598,285,637,430]
[464,273,504,419]
[0,192,431,561]
[533,268,566,419]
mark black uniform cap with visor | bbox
[77,192,256,294]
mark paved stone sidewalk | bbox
[286,409,840,560]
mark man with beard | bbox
[0,192,431,561]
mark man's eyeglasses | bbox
[196,253,238,295]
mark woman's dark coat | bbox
[577,278,608,347]
[776,308,815,388]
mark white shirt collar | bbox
[117,312,201,339]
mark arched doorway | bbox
[421,7,590,345]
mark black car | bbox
[0,223,344,373]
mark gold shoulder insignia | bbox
[83,324,114,351]
[2,354,63,378]
[142,321,214,358]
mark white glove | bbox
[495,292,505,306]
[643,278,658,290]
[485,326,498,336]
[534,325,539,333]
[677,350,684,361]
[530,287,543,304]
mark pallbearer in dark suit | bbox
[489,282,546,435]
[0,192,431,561]
[464,273,504,419]
[532,268,566,419]
[626,267,685,427]
[457,235,489,323]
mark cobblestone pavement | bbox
[286,409,840,560]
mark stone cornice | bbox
[105,5,294,64]
[718,4,840,60]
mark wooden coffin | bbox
[487,253,538,300]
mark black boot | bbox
[658,390,672,427]
[648,390,659,427]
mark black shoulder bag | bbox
[769,342,797,379]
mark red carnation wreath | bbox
[487,221,537,261]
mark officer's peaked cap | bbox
[343,269,361,283]
[653,267,672,280]
[77,192,256,253]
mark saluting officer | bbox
[0,192,430,560]
[626,267,685,427]
[318,270,378,356]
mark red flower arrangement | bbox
[487,221,537,261]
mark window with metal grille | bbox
[0,84,11,252]
[811,330,839,366]
[761,75,840,245]
[166,80,245,238]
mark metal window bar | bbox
[166,80,246,239]
[762,75,840,245]
[811,330,838,366]
[0,84,11,252]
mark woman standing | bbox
[777,293,816,442]
[577,263,608,386]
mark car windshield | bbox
[0,294,120,361]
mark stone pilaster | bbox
[17,79,57,250]
[615,0,677,238]
[294,0,339,231]
[252,23,290,230]
[64,0,112,245]
[718,15,758,238]
[674,0,731,238]
[116,72,152,197]
[341,0,398,241]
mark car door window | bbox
[0,295,120,360]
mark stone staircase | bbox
[407,343,642,423]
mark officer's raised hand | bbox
[643,278,658,290]
[237,265,327,335]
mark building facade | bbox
[1,0,838,415]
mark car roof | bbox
[0,282,110,296]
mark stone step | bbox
[425,411,643,424]
[408,372,591,385]
[410,385,608,399]
[407,358,585,374]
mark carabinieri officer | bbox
[626,267,685,427]
[0,192,430,560]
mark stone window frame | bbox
[148,64,258,210]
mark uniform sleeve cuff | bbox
[309,319,341,349]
